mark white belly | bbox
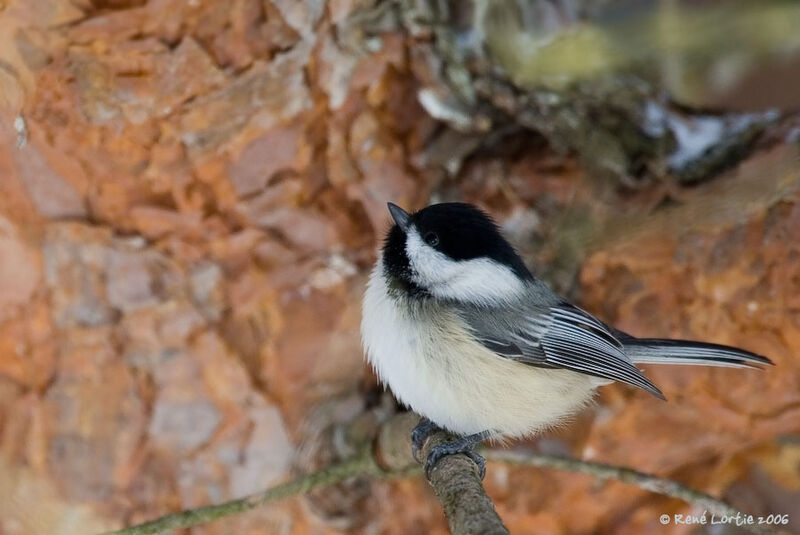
[361,264,598,438]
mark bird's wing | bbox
[459,301,665,399]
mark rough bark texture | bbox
[1,1,799,534]
[426,441,510,535]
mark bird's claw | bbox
[411,419,488,479]
[424,441,486,480]
[411,418,440,462]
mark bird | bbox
[361,202,772,478]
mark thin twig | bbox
[99,451,399,535]
[485,449,790,535]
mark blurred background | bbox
[0,0,799,533]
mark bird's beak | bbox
[387,202,411,232]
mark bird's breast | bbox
[361,262,598,437]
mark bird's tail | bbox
[620,337,773,368]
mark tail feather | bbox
[621,338,773,369]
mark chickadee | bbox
[361,202,772,477]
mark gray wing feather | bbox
[460,300,665,399]
[616,335,772,368]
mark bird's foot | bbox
[424,434,487,480]
[411,418,441,461]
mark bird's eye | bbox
[424,232,439,247]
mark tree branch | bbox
[376,412,508,534]
[426,439,509,535]
[100,412,786,535]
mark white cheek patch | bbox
[405,229,525,305]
